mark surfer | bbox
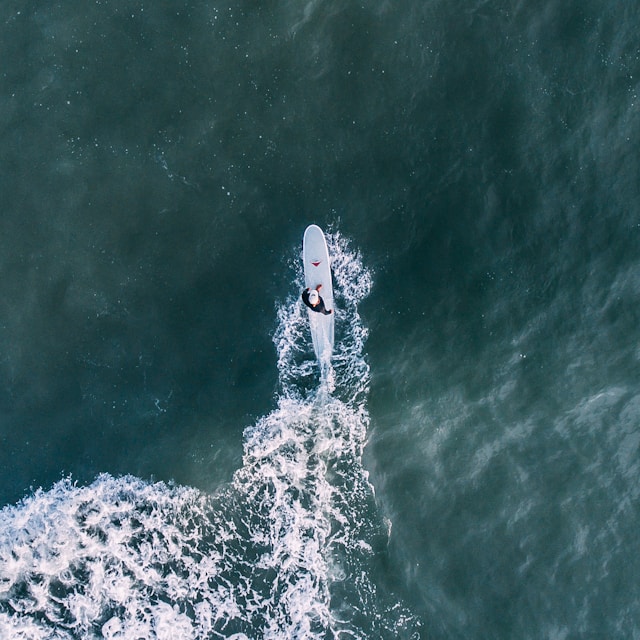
[302,285,332,315]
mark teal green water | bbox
[1,1,639,637]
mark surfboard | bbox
[303,224,334,367]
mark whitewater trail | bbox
[0,232,419,639]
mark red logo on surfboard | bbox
[311,261,321,267]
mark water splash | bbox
[0,233,420,639]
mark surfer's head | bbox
[309,290,319,305]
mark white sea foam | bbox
[0,234,419,639]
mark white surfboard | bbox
[303,224,334,368]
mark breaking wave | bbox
[0,233,420,639]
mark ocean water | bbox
[1,1,639,638]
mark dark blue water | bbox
[1,1,639,637]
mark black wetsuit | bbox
[302,288,332,315]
